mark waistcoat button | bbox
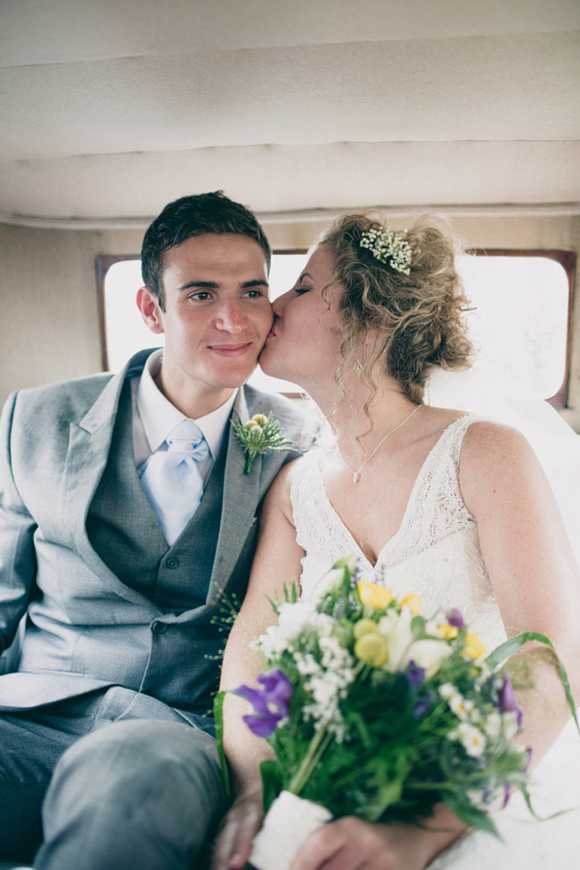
[166,557,179,569]
[151,621,168,635]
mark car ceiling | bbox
[1,0,579,227]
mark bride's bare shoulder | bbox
[459,419,544,507]
[461,418,532,460]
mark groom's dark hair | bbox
[141,191,271,308]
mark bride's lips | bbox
[209,342,253,356]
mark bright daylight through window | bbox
[100,252,571,404]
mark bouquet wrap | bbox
[249,790,332,870]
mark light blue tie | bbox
[139,419,210,545]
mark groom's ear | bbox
[137,286,165,335]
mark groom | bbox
[0,191,308,867]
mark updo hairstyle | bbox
[319,214,474,405]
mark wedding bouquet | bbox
[220,557,577,870]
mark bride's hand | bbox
[290,815,464,870]
[212,789,264,870]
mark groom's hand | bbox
[212,789,264,870]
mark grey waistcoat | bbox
[87,382,226,613]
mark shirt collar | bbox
[135,349,237,460]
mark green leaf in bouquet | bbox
[288,727,333,795]
[365,753,411,819]
[517,782,573,824]
[345,709,373,749]
[444,790,502,838]
[213,690,230,795]
[363,781,404,822]
[265,580,300,616]
[438,738,480,782]
[411,614,427,636]
[485,630,579,732]
[260,760,284,812]
[283,581,300,604]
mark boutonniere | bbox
[233,413,295,474]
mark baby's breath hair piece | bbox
[359,228,412,275]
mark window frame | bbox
[465,249,576,408]
[96,254,141,372]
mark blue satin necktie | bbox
[139,419,210,545]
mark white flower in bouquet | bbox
[377,604,414,669]
[401,637,453,678]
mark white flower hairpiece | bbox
[359,228,412,275]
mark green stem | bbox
[288,727,332,795]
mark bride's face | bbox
[259,246,344,387]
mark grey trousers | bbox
[0,688,229,869]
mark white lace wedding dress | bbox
[290,416,580,870]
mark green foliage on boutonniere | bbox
[233,413,295,474]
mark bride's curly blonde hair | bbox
[319,213,474,407]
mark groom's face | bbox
[139,233,273,403]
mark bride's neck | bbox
[314,379,420,459]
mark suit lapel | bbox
[59,370,123,551]
[207,387,262,603]
[58,352,157,604]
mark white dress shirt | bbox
[131,349,237,484]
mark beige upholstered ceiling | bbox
[1,0,579,225]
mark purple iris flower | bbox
[498,676,523,727]
[502,783,511,809]
[235,669,292,738]
[256,670,293,704]
[446,608,465,629]
[413,696,433,719]
[405,662,431,718]
[406,661,426,691]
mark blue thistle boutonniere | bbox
[233,413,295,474]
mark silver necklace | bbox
[336,404,421,483]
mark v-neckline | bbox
[312,417,468,569]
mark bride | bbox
[213,214,580,870]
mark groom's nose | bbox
[213,298,248,332]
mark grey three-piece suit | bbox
[0,348,307,868]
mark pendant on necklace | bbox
[336,404,422,486]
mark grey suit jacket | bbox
[0,349,308,713]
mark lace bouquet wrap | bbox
[219,557,577,870]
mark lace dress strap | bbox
[383,414,482,568]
